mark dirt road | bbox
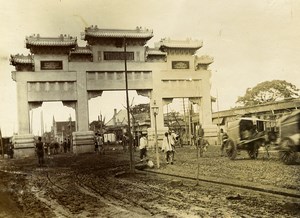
[0,145,299,217]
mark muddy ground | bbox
[0,145,299,218]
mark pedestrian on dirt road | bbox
[54,141,59,154]
[122,134,128,152]
[220,128,228,156]
[168,130,177,161]
[95,133,104,154]
[67,138,71,152]
[35,136,44,166]
[139,133,148,161]
[162,132,173,164]
[94,133,99,153]
[63,138,67,153]
[8,143,14,159]
[60,141,63,153]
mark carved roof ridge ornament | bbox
[83,25,154,39]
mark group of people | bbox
[161,131,177,164]
[139,130,178,165]
[35,137,72,166]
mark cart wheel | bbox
[279,139,298,165]
[247,141,259,159]
[225,139,237,160]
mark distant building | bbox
[212,97,300,130]
[51,117,76,143]
[89,114,106,134]
[105,108,151,141]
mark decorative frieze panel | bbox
[27,81,77,101]
[161,79,202,98]
[87,71,152,81]
[86,71,153,90]
[28,81,76,92]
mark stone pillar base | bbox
[12,134,35,158]
[202,124,218,145]
[72,131,95,154]
[147,127,169,149]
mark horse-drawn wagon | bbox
[224,118,274,160]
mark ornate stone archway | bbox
[10,26,215,157]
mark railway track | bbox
[141,169,300,199]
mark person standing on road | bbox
[35,137,44,166]
[67,138,71,153]
[162,132,173,164]
[220,128,228,156]
[98,134,104,154]
[139,133,148,161]
[8,143,14,159]
[168,130,177,161]
[63,138,67,153]
[94,133,99,154]
[122,134,128,152]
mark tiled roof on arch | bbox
[10,54,34,65]
[83,25,154,39]
[146,48,167,56]
[157,38,203,49]
[70,46,92,54]
[26,34,77,48]
[195,55,214,65]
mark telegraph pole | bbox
[124,37,134,173]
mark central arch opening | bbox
[88,90,150,145]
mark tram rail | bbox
[141,169,300,199]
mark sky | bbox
[0,0,299,136]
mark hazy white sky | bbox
[0,0,299,136]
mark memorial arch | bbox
[10,26,215,157]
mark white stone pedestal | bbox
[203,124,218,145]
[72,131,95,154]
[12,134,35,158]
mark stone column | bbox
[76,71,89,132]
[17,81,30,134]
[200,78,218,145]
[72,71,94,154]
[190,96,217,145]
[13,81,35,158]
